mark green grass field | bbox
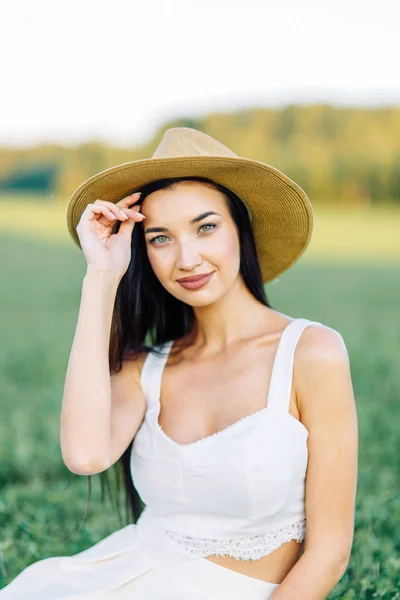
[0,230,399,598]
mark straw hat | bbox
[66,127,313,283]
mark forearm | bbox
[60,268,121,472]
[270,550,348,600]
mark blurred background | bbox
[1,1,399,597]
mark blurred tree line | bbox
[0,104,399,207]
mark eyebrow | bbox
[144,211,221,234]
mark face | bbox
[140,181,241,307]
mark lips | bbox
[176,271,215,290]
[177,272,214,283]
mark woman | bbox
[1,127,358,600]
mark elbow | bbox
[62,453,110,475]
[333,538,353,576]
[336,551,351,577]
[303,547,352,581]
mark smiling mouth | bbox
[177,271,214,283]
[176,271,215,290]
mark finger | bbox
[92,201,129,221]
[123,207,146,220]
[92,194,143,220]
[92,192,142,210]
[113,207,145,236]
[82,204,118,222]
[116,192,142,207]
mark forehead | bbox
[141,181,228,219]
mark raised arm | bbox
[60,192,147,475]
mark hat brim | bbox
[66,155,313,283]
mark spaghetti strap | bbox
[267,318,323,413]
[140,340,174,411]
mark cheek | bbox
[146,247,173,280]
[211,229,240,269]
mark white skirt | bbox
[0,510,281,600]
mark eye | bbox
[200,223,217,233]
[149,235,169,245]
[149,223,217,246]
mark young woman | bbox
[1,128,358,600]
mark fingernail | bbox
[136,212,145,218]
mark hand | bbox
[76,192,145,277]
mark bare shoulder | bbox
[294,321,353,419]
[268,310,348,361]
[296,321,348,364]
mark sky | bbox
[1,0,399,148]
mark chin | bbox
[184,295,221,308]
[172,288,222,308]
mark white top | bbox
[130,318,325,561]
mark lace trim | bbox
[163,519,306,561]
[156,407,268,447]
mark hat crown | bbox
[151,127,238,159]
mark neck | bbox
[189,276,276,353]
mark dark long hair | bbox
[67,176,273,529]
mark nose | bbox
[175,241,203,272]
